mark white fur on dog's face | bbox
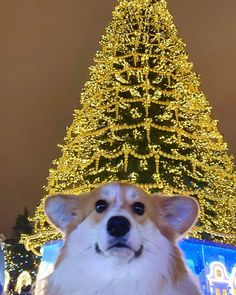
[43,183,200,295]
[87,183,154,260]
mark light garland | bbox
[21,0,236,254]
[15,271,32,294]
[4,247,39,281]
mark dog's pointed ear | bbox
[44,195,81,232]
[155,195,199,236]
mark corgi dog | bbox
[38,182,201,295]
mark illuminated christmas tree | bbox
[22,0,236,255]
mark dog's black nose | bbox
[107,216,131,237]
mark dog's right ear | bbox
[44,195,81,232]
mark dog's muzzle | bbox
[95,215,143,258]
[95,242,143,258]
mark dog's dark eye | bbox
[95,200,108,213]
[132,202,145,216]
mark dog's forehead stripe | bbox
[100,183,139,207]
[101,183,120,200]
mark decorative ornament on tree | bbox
[21,0,236,255]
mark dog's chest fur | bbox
[47,258,172,295]
[44,246,199,295]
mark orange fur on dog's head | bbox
[42,182,200,295]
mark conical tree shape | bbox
[22,0,236,254]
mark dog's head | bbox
[44,182,199,263]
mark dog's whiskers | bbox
[142,238,163,252]
[144,247,158,257]
[74,245,94,256]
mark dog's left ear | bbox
[44,195,81,232]
[155,195,199,236]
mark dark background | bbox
[1,0,236,238]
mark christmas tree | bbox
[22,0,236,255]
[5,208,39,282]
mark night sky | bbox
[1,0,236,238]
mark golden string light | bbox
[21,0,236,255]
